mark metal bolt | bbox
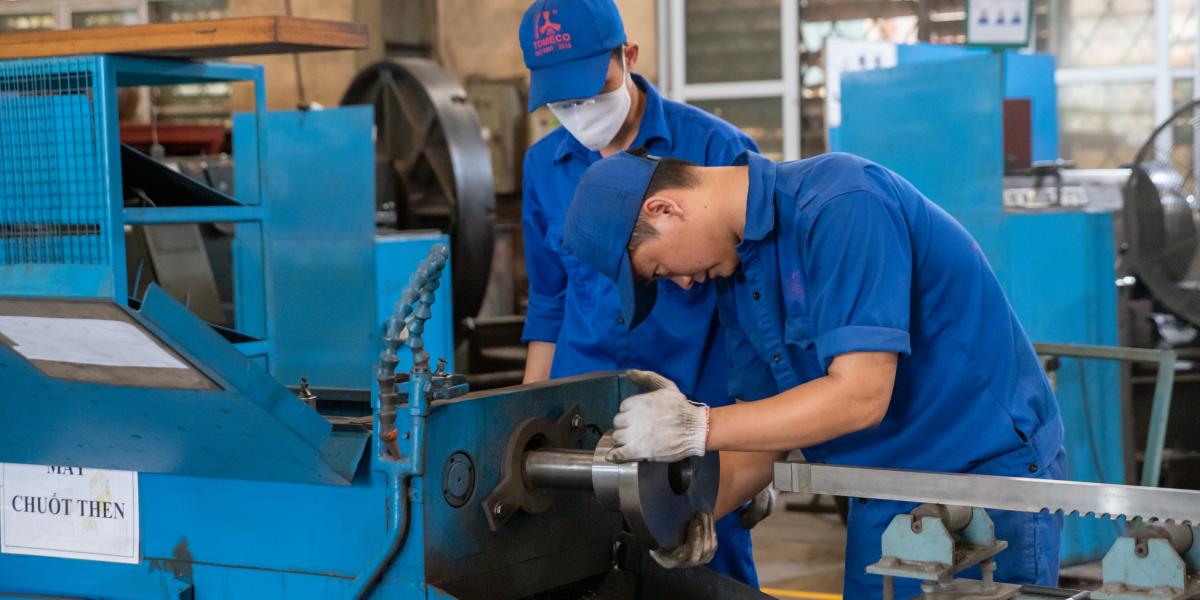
[981,559,996,593]
[570,414,584,430]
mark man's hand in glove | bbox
[608,370,709,463]
[739,483,778,529]
[650,511,717,569]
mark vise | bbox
[776,463,1200,600]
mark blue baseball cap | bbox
[520,0,627,112]
[563,151,660,329]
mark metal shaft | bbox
[524,448,595,491]
[911,503,973,533]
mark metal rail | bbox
[774,463,1200,525]
[1033,342,1177,487]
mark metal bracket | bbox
[870,507,1006,583]
[869,507,1018,600]
[480,405,585,531]
[1093,525,1200,600]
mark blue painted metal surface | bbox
[1003,53,1060,161]
[223,107,454,390]
[123,206,264,223]
[376,232,455,374]
[1098,537,1190,597]
[0,55,118,299]
[0,370,632,598]
[0,54,271,351]
[1006,214,1123,563]
[345,244,448,599]
[881,516,956,567]
[873,508,997,576]
[0,54,517,598]
[0,286,366,484]
[0,243,626,597]
[833,45,1060,163]
[413,374,630,597]
[840,53,1122,564]
[243,107,379,389]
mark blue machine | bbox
[836,50,1124,565]
[0,54,751,599]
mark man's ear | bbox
[644,194,685,219]
[625,42,640,69]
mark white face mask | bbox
[549,57,632,151]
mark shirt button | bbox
[616,316,625,325]
[771,353,781,363]
[752,291,761,300]
[1028,464,1039,474]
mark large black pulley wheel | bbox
[342,58,496,326]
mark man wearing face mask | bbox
[517,0,763,586]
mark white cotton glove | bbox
[739,483,778,530]
[650,511,718,569]
[608,370,709,463]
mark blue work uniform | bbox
[522,74,760,586]
[718,151,1067,599]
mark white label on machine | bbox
[967,0,1030,46]
[0,463,140,564]
[0,316,187,369]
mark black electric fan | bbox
[1125,100,1200,326]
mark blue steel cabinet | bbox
[840,52,1122,564]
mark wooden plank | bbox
[0,17,367,60]
[801,0,963,22]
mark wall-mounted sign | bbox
[1,463,140,564]
[967,0,1032,48]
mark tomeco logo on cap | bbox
[533,8,571,57]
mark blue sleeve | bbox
[803,191,913,371]
[520,160,567,344]
[716,280,778,401]
[706,131,760,166]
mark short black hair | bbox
[627,148,700,198]
[626,148,699,256]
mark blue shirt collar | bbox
[554,74,673,163]
[735,150,777,248]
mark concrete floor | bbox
[752,493,847,599]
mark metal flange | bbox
[592,432,719,550]
[480,405,585,530]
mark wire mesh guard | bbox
[0,56,110,267]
